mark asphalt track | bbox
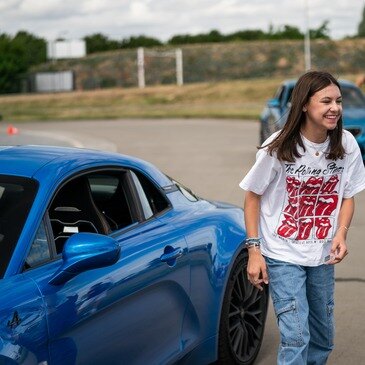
[1,119,364,364]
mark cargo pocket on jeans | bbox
[273,298,305,347]
[327,299,335,347]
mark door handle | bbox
[160,247,183,263]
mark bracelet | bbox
[337,225,349,232]
[245,237,262,249]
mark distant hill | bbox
[31,39,365,90]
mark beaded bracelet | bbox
[245,237,262,249]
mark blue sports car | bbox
[0,145,268,365]
[260,79,365,160]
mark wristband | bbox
[245,237,262,249]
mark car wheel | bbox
[218,252,268,365]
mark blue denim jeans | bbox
[265,256,335,365]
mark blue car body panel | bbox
[0,146,247,365]
[260,79,365,160]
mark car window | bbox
[131,171,170,217]
[286,86,294,105]
[130,171,154,219]
[0,175,38,279]
[88,172,137,231]
[48,171,138,254]
[44,169,170,256]
[274,85,285,102]
[274,85,294,107]
[341,86,365,108]
[25,220,51,269]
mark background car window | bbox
[132,171,169,216]
[25,220,51,269]
[342,86,365,108]
[0,175,38,278]
[286,87,294,105]
[274,85,284,101]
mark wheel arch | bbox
[216,250,269,364]
[0,341,39,365]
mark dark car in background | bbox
[260,79,365,160]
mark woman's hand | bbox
[328,232,349,264]
[247,250,269,290]
[244,191,269,290]
[328,198,353,265]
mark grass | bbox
[0,78,281,122]
[0,75,361,122]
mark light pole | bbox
[304,0,311,71]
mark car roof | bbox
[282,78,357,89]
[0,145,172,187]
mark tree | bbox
[84,33,163,53]
[84,33,120,54]
[358,5,365,37]
[0,31,46,93]
[12,31,47,66]
[271,25,303,40]
[167,23,332,45]
[226,29,266,41]
[310,21,330,39]
[168,30,224,45]
[120,35,162,49]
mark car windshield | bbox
[0,175,38,278]
[285,84,365,108]
[341,86,365,108]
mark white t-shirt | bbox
[239,130,365,266]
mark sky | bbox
[0,0,364,41]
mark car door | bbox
[24,168,190,365]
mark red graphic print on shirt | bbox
[277,173,340,241]
[286,176,301,197]
[299,196,317,217]
[315,217,332,239]
[300,176,324,195]
[320,175,339,194]
[315,195,338,216]
[284,196,299,218]
[277,214,297,238]
[297,218,314,240]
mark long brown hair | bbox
[263,71,345,162]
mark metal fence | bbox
[31,39,365,91]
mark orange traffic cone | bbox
[7,125,19,135]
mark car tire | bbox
[217,251,268,365]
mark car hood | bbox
[343,108,365,127]
[207,200,242,210]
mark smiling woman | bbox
[241,70,365,365]
[260,78,365,161]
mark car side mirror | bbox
[49,233,120,285]
[267,98,281,108]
